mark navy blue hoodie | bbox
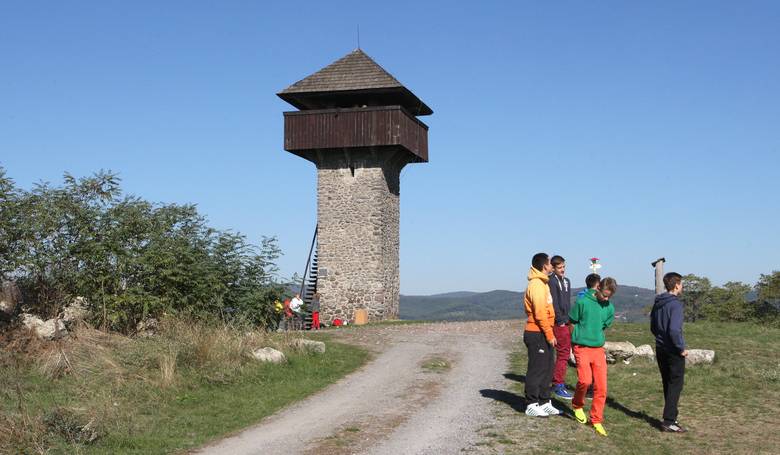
[650,293,686,354]
[549,274,571,324]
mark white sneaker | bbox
[540,400,562,415]
[525,403,549,417]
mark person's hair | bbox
[663,272,683,292]
[550,255,565,267]
[600,277,618,294]
[531,253,549,271]
[585,273,601,289]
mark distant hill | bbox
[400,285,655,322]
[428,291,481,299]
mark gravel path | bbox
[196,320,525,455]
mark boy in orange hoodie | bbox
[523,253,562,417]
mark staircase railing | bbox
[299,224,318,297]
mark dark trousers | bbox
[656,347,686,423]
[524,331,555,405]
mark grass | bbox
[0,318,370,455]
[420,356,451,373]
[492,321,780,454]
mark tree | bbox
[680,274,712,322]
[0,167,285,331]
[0,168,21,277]
[756,271,780,302]
[700,281,753,322]
[755,271,780,322]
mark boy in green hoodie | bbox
[569,276,616,436]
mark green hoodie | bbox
[569,289,615,347]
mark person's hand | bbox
[550,337,557,347]
[681,350,688,357]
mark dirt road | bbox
[196,320,525,455]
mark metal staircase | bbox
[299,225,318,330]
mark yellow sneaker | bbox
[593,423,607,436]
[573,407,587,424]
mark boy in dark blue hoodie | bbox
[650,272,688,433]
[549,255,573,400]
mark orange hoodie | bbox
[524,267,555,343]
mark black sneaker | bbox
[661,422,687,433]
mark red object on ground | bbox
[312,311,320,329]
[332,318,343,327]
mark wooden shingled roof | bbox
[278,49,432,116]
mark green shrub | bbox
[0,167,284,332]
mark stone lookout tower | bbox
[278,49,432,323]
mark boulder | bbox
[250,347,286,363]
[61,297,90,325]
[136,318,159,338]
[291,338,326,354]
[603,341,636,364]
[0,281,22,320]
[634,344,655,359]
[40,318,68,340]
[686,349,715,365]
[21,313,44,330]
[22,314,68,340]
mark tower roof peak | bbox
[277,49,432,116]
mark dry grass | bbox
[35,322,129,383]
[157,317,265,370]
[0,325,52,454]
[0,383,49,455]
[0,316,342,454]
[158,350,178,388]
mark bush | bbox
[0,167,285,332]
[681,273,779,325]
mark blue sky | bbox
[2,1,778,294]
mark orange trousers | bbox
[572,345,608,424]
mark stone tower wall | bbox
[316,149,406,323]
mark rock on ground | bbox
[136,318,159,338]
[61,296,90,325]
[0,281,22,320]
[250,347,286,363]
[21,314,68,340]
[634,344,655,358]
[686,349,715,365]
[604,341,636,363]
[291,338,326,354]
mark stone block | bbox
[604,341,636,364]
[686,349,715,365]
[250,347,286,363]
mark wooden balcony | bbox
[283,106,429,163]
